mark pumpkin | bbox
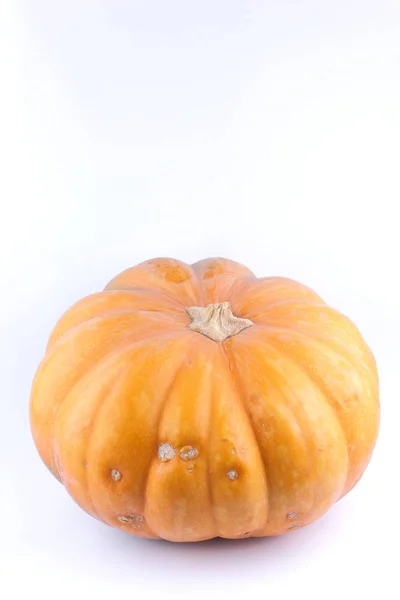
[30,257,379,542]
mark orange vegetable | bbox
[30,257,379,542]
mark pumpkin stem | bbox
[186,302,253,342]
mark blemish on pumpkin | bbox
[111,469,121,481]
[165,266,190,283]
[288,524,300,530]
[202,263,224,279]
[134,514,145,522]
[118,515,133,523]
[158,442,176,462]
[203,262,235,280]
[227,469,238,481]
[186,463,195,473]
[118,513,144,525]
[149,260,190,284]
[179,446,199,461]
[287,512,299,520]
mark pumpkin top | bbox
[186,301,254,342]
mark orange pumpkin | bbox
[30,257,379,542]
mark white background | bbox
[1,1,399,597]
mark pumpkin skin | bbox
[30,257,379,542]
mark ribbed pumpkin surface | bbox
[30,258,379,542]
